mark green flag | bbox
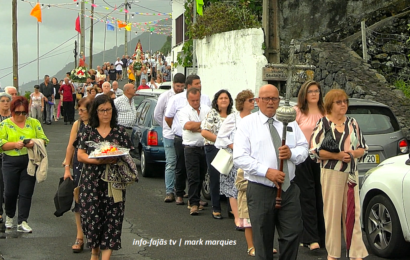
[196,0,204,16]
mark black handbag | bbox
[320,121,340,153]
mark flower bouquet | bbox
[87,141,130,159]
[133,61,142,76]
[70,66,90,83]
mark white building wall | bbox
[171,1,185,47]
[195,28,268,102]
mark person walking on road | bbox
[29,85,44,122]
[233,85,308,260]
[114,83,137,137]
[39,75,54,125]
[0,96,49,233]
[77,95,135,260]
[153,73,185,203]
[59,77,75,125]
[63,97,93,253]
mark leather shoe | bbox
[187,201,204,211]
[190,205,199,215]
[199,200,208,207]
[212,212,223,219]
[164,194,175,203]
[175,197,184,205]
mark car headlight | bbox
[361,166,379,186]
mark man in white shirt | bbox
[233,84,308,260]
[114,57,123,81]
[154,73,185,203]
[95,82,111,98]
[164,75,211,205]
[114,83,137,136]
[112,81,123,97]
[178,88,210,215]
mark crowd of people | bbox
[154,75,369,260]
[0,67,370,260]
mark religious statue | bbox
[133,48,143,85]
[135,39,143,54]
[78,52,87,67]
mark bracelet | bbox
[64,165,70,167]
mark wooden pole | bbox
[361,21,368,62]
[89,0,94,68]
[103,19,107,63]
[12,0,19,90]
[124,0,128,56]
[80,1,85,56]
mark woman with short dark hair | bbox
[0,96,49,232]
[201,89,233,219]
[77,95,135,259]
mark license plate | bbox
[363,154,380,164]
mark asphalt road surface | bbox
[0,109,409,260]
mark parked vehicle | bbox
[158,82,171,90]
[131,97,165,177]
[133,89,166,109]
[346,98,408,185]
[360,154,410,258]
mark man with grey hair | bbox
[4,86,18,98]
[95,82,111,97]
[112,81,123,97]
[39,75,54,125]
[114,83,136,136]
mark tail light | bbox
[398,139,408,154]
[147,130,158,146]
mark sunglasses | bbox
[247,98,255,103]
[14,111,27,116]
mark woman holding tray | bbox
[77,95,135,260]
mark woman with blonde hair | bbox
[310,89,368,260]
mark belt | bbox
[184,145,204,149]
[174,135,182,139]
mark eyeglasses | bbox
[333,99,349,105]
[307,90,320,94]
[78,108,87,113]
[0,100,10,103]
[247,98,255,103]
[258,97,280,103]
[97,108,113,114]
[14,111,27,116]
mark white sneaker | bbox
[17,221,32,233]
[5,216,13,229]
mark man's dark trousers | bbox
[184,146,207,206]
[174,135,186,198]
[247,181,303,260]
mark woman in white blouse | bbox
[201,90,233,219]
[215,89,255,228]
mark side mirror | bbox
[406,154,410,166]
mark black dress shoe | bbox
[212,212,223,219]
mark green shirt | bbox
[0,117,49,156]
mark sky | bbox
[0,0,172,88]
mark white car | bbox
[360,154,410,258]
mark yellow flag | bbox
[196,0,204,16]
[125,23,131,31]
[30,3,42,22]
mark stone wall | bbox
[195,28,268,101]
[279,0,407,45]
[293,42,410,139]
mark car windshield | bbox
[133,96,146,107]
[347,106,400,134]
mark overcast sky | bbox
[0,0,171,88]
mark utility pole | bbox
[12,0,19,90]
[89,0,94,68]
[262,0,280,63]
[124,0,128,56]
[80,0,85,57]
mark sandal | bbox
[247,247,255,256]
[308,242,320,251]
[72,238,84,253]
[273,248,278,254]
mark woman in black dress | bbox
[77,95,134,260]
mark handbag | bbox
[76,93,82,100]
[320,120,340,153]
[211,148,233,175]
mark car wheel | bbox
[140,150,153,177]
[201,171,211,200]
[364,194,409,258]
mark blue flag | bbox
[107,23,114,31]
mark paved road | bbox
[0,112,409,260]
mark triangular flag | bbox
[125,23,131,31]
[118,21,127,28]
[196,0,204,16]
[107,22,115,31]
[30,3,42,22]
[124,9,129,13]
[75,15,81,34]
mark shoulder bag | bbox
[319,119,340,153]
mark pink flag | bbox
[75,15,81,34]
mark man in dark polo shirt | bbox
[39,75,54,125]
